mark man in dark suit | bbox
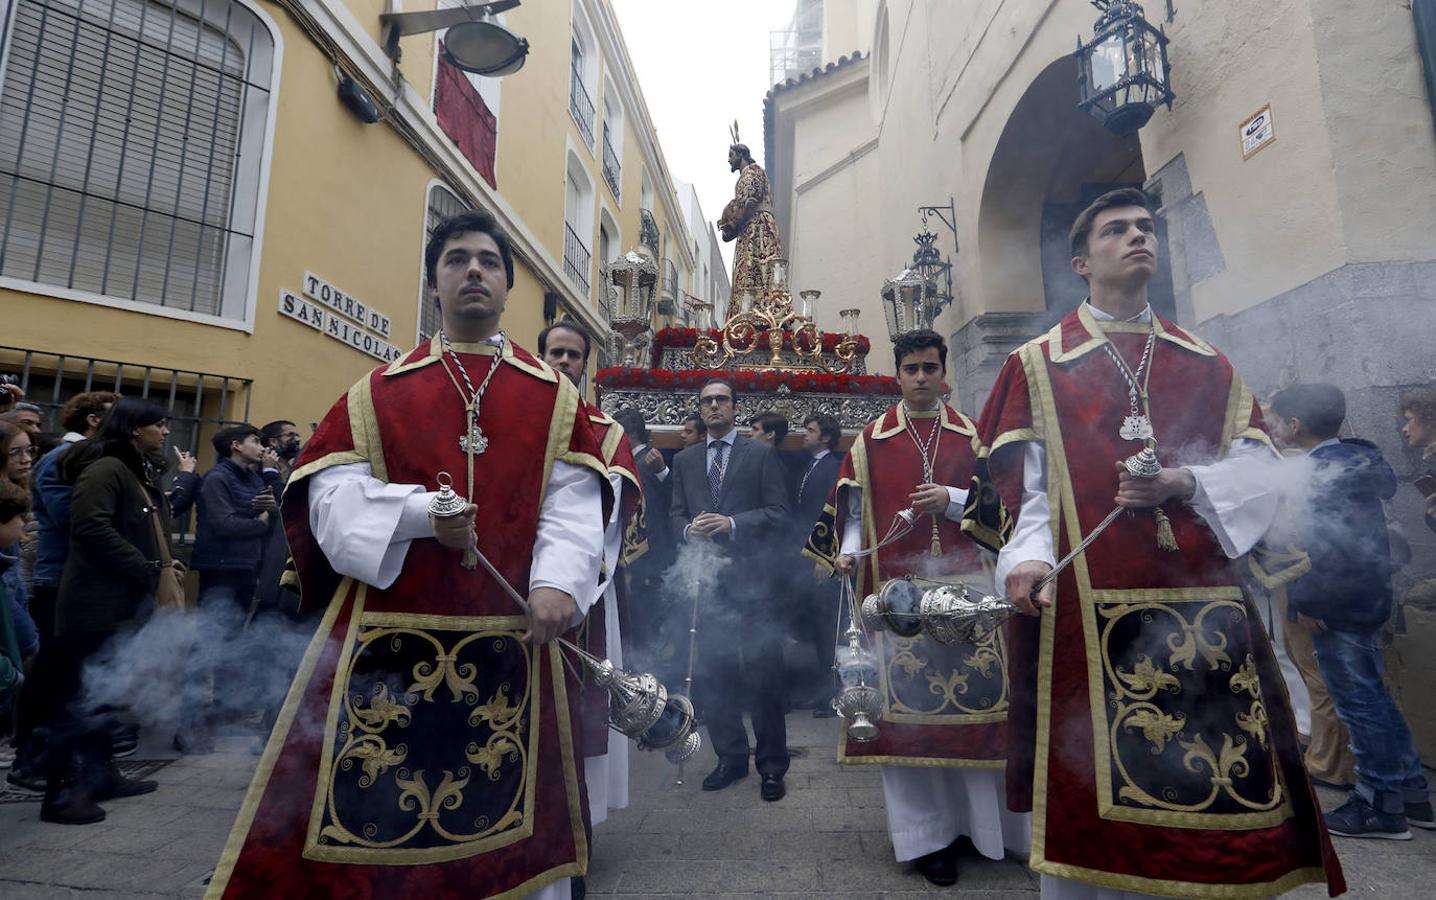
[794,413,843,716]
[612,407,673,666]
[669,377,792,801]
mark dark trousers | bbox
[41,629,120,783]
[12,583,60,752]
[806,576,844,703]
[180,569,257,730]
[1312,627,1430,814]
[695,611,789,777]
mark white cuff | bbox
[942,485,970,522]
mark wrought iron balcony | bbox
[569,64,595,145]
[563,222,591,295]
[639,208,660,255]
[661,257,678,301]
[601,123,621,199]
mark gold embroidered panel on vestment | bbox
[305,612,540,864]
[873,576,1009,726]
[1088,588,1294,830]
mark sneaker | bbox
[1324,793,1411,840]
[110,733,139,759]
[6,766,47,793]
[1406,799,1435,830]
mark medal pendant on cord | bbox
[1120,414,1154,442]
[459,421,489,455]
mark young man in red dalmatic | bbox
[539,320,647,830]
[978,189,1344,899]
[207,211,612,900]
[806,329,1028,888]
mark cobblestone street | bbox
[2,714,1434,898]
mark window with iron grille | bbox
[0,0,276,321]
[418,182,468,344]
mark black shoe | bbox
[571,875,586,899]
[95,762,158,801]
[40,783,106,825]
[913,847,958,886]
[760,773,786,802]
[1406,799,1436,830]
[1324,793,1411,840]
[701,762,749,792]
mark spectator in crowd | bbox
[259,420,302,479]
[0,421,38,668]
[32,431,63,459]
[253,419,302,612]
[176,425,283,754]
[1399,386,1436,532]
[669,377,792,801]
[250,419,308,753]
[2,419,35,487]
[30,393,120,635]
[1271,383,1433,839]
[794,412,843,715]
[254,419,301,608]
[43,398,178,824]
[680,412,706,448]
[1,481,31,719]
[8,391,122,789]
[612,406,673,668]
[1,401,43,435]
[749,410,789,446]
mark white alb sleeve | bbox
[529,460,605,616]
[994,442,1056,591]
[1185,437,1280,559]
[840,485,863,555]
[943,485,971,522]
[307,462,437,589]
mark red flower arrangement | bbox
[652,326,871,367]
[596,367,901,397]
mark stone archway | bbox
[975,56,1173,324]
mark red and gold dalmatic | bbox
[576,409,645,760]
[809,403,1010,767]
[207,338,609,900]
[979,305,1344,898]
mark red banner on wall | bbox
[435,47,498,188]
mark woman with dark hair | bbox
[0,420,39,669]
[39,397,180,824]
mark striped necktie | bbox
[708,441,727,508]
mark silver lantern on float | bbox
[603,248,658,368]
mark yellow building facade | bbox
[0,0,696,449]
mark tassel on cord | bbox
[930,520,942,557]
[1153,508,1179,552]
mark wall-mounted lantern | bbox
[1076,0,1174,135]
